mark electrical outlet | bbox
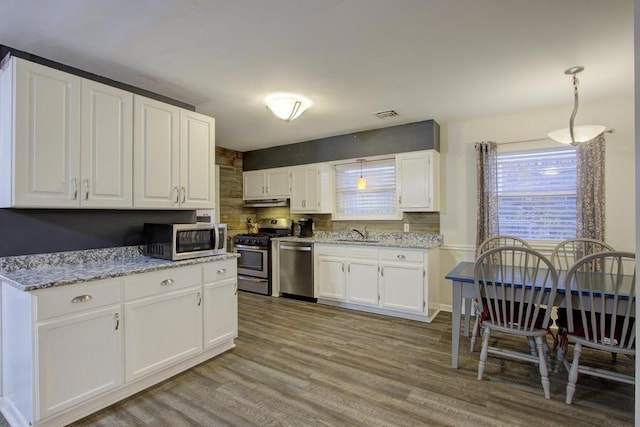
[403,223,410,232]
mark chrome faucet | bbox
[351,226,368,240]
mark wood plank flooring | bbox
[45,293,636,425]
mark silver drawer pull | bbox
[217,268,226,275]
[397,254,406,260]
[71,295,92,303]
[160,279,174,286]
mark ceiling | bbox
[0,0,634,152]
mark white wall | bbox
[438,93,636,310]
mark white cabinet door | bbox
[346,258,379,307]
[243,167,291,200]
[290,168,307,211]
[124,286,202,382]
[265,167,290,198]
[316,256,347,301]
[12,58,81,207]
[243,171,266,199]
[36,305,122,418]
[290,167,320,213]
[80,79,133,208]
[379,261,425,314]
[179,109,215,209]
[133,95,180,208]
[395,150,439,212]
[203,277,238,349]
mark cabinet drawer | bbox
[314,244,346,257]
[379,248,424,263]
[347,246,378,259]
[124,265,202,301]
[203,258,237,283]
[34,278,122,321]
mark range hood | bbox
[242,199,289,208]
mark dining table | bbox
[444,260,634,369]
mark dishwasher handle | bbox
[280,245,312,252]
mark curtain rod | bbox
[496,137,549,146]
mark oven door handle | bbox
[234,244,267,250]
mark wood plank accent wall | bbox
[216,146,440,236]
[215,147,255,237]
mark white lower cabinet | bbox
[1,257,237,427]
[124,286,203,382]
[203,259,238,349]
[315,245,347,301]
[314,244,439,322]
[379,251,425,314]
[346,247,379,307]
[36,304,123,419]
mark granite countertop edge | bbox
[271,231,442,250]
[0,247,239,292]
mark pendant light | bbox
[548,66,605,146]
[357,159,366,189]
[265,93,312,122]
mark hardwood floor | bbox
[57,292,636,426]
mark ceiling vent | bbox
[373,109,399,119]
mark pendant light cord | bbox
[569,73,580,146]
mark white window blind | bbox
[334,158,401,220]
[497,147,577,240]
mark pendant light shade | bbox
[357,159,366,189]
[547,125,606,145]
[265,93,311,122]
[548,66,605,146]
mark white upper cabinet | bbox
[0,57,134,208]
[133,96,215,209]
[80,79,133,208]
[133,96,180,208]
[243,167,290,200]
[179,109,216,209]
[1,57,82,207]
[395,150,440,212]
[290,163,332,213]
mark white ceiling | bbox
[0,0,634,152]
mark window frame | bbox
[496,144,578,242]
[331,155,402,221]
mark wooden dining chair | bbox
[560,251,635,405]
[551,238,616,369]
[474,246,559,399]
[550,238,615,272]
[471,235,532,351]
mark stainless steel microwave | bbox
[144,223,227,260]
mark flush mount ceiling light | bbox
[265,93,311,122]
[357,159,366,189]
[548,66,606,146]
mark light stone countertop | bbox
[0,246,239,292]
[272,231,442,249]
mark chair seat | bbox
[481,300,551,330]
[557,308,635,349]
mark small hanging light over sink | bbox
[357,159,366,189]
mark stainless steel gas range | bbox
[232,218,293,295]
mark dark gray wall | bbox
[0,209,195,257]
[243,119,439,171]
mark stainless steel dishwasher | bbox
[278,241,314,299]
